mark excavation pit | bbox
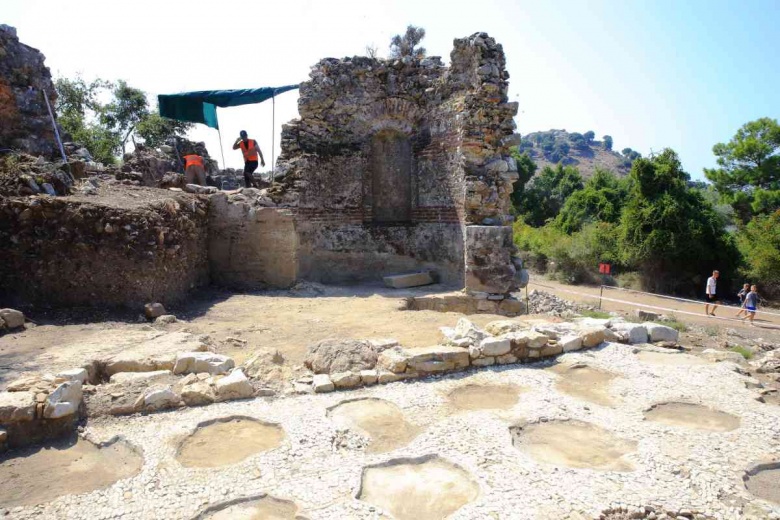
[357,455,479,520]
[510,420,637,471]
[176,416,285,468]
[744,461,780,505]
[0,436,142,508]
[198,494,302,519]
[643,402,740,432]
[328,398,420,453]
[547,363,617,406]
[447,383,524,411]
[637,351,708,366]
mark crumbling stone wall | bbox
[0,25,58,158]
[265,32,522,291]
[0,187,210,307]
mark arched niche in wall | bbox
[370,129,412,223]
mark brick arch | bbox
[355,98,424,137]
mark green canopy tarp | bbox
[158,85,299,129]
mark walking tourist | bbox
[735,283,750,318]
[742,285,759,326]
[704,270,720,316]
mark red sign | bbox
[599,263,611,275]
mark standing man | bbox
[233,130,265,188]
[183,153,207,186]
[704,270,720,316]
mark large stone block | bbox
[643,323,679,343]
[215,369,254,401]
[383,271,435,289]
[173,352,235,376]
[611,323,648,344]
[305,339,378,374]
[465,226,516,294]
[403,346,470,373]
[43,381,83,419]
[0,391,35,423]
[0,309,25,329]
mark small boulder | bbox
[611,323,648,344]
[644,322,679,343]
[451,318,489,345]
[173,352,235,375]
[312,374,335,393]
[368,338,400,352]
[144,303,166,320]
[579,327,607,348]
[215,369,254,401]
[43,381,83,419]
[0,309,25,329]
[0,391,36,423]
[180,380,216,406]
[155,315,177,325]
[55,368,88,384]
[478,337,511,357]
[377,371,404,384]
[508,330,549,349]
[360,370,378,385]
[559,335,583,352]
[304,339,377,374]
[472,357,496,367]
[701,349,747,365]
[635,309,659,321]
[484,320,528,336]
[377,348,408,374]
[143,387,180,411]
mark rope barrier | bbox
[527,281,778,326]
[601,284,780,318]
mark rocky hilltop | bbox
[519,129,638,178]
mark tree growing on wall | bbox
[389,25,426,59]
[603,135,613,150]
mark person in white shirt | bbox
[704,270,720,316]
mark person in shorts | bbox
[232,130,265,188]
[704,270,720,316]
[735,283,750,319]
[743,285,759,326]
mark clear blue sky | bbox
[4,0,778,178]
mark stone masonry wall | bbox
[264,33,524,291]
[0,25,58,158]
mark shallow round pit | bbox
[510,420,637,471]
[447,383,524,411]
[547,363,617,406]
[198,494,302,519]
[643,402,740,432]
[357,455,479,520]
[328,398,420,453]
[744,461,780,505]
[637,351,708,366]
[176,416,285,468]
[0,436,142,507]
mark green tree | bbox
[555,169,628,233]
[100,80,149,155]
[509,148,537,211]
[619,149,739,294]
[518,164,583,226]
[135,112,193,149]
[389,25,426,59]
[583,130,595,143]
[602,135,613,150]
[704,117,780,222]
[736,210,780,298]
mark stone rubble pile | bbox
[302,316,680,393]
[527,289,582,316]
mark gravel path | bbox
[5,343,780,520]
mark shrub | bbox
[730,345,753,360]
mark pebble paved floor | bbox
[5,343,780,520]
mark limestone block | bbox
[576,317,613,328]
[452,318,489,345]
[109,370,172,384]
[180,380,216,406]
[404,346,470,373]
[0,391,36,423]
[155,315,177,324]
[496,353,518,365]
[144,303,166,319]
[559,335,584,352]
[215,369,254,401]
[105,353,176,376]
[173,352,235,376]
[579,327,607,348]
[540,343,564,357]
[43,381,83,419]
[479,337,511,357]
[635,309,659,321]
[55,368,88,384]
[377,371,404,384]
[377,348,408,374]
[383,271,435,289]
[312,374,335,393]
[0,309,25,329]
[472,357,496,367]
[305,339,377,374]
[644,323,679,343]
[611,323,648,344]
[602,328,620,343]
[331,371,362,389]
[484,320,528,336]
[368,338,400,352]
[360,370,378,385]
[143,387,180,411]
[509,330,549,349]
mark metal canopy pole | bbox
[42,87,73,183]
[270,91,275,187]
[215,110,226,170]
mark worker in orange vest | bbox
[182,153,207,186]
[232,130,265,188]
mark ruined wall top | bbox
[0,25,58,158]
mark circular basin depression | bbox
[744,461,780,505]
[510,420,637,471]
[0,436,142,508]
[176,416,285,468]
[357,455,479,520]
[196,494,302,519]
[328,398,420,453]
[447,383,524,411]
[643,402,740,432]
[546,363,617,406]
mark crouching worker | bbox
[183,153,207,186]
